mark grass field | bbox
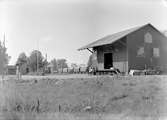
[0,74,167,120]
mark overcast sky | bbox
[0,0,167,65]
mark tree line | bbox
[16,50,68,74]
[1,43,95,75]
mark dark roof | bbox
[78,23,153,50]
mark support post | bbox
[87,48,93,53]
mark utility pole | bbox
[37,39,39,75]
[37,51,38,74]
[45,53,47,70]
[0,40,3,79]
[3,34,5,48]
[2,33,6,80]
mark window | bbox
[144,32,152,43]
[153,48,160,57]
[137,47,145,57]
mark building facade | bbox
[79,24,167,73]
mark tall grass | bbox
[0,75,166,120]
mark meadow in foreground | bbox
[0,75,167,120]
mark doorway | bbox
[104,53,113,69]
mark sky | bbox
[0,0,167,65]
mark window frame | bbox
[144,32,153,43]
[153,48,160,58]
[136,46,145,57]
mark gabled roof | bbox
[78,23,161,50]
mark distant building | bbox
[79,23,167,73]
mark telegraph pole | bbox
[3,34,5,48]
[36,39,39,75]
[2,33,6,80]
[36,55,38,74]
[37,39,39,75]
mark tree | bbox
[71,63,78,69]
[28,50,45,72]
[57,59,68,71]
[50,58,58,71]
[0,41,10,74]
[16,52,27,64]
[87,52,98,69]
[43,58,48,72]
[16,52,28,74]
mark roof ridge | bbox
[98,23,149,40]
[78,23,151,50]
